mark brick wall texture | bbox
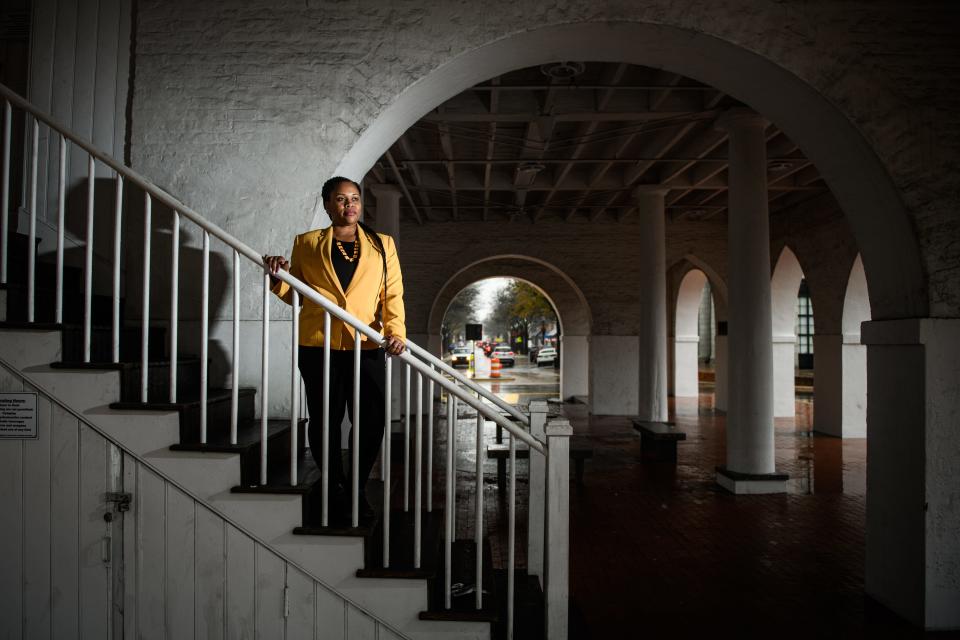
[129,0,960,323]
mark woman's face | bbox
[325,181,362,226]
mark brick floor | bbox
[430,392,960,639]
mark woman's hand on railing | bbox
[262,255,289,281]
[383,335,406,356]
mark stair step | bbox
[1,281,117,325]
[173,417,307,487]
[52,356,201,403]
[420,538,499,623]
[491,569,544,640]
[109,387,258,442]
[357,509,444,580]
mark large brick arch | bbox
[337,20,926,321]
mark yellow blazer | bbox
[271,227,406,350]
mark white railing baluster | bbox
[260,272,270,485]
[414,371,423,568]
[544,420,572,640]
[200,231,209,441]
[27,118,38,322]
[55,135,65,324]
[140,193,151,402]
[444,395,456,609]
[351,335,361,528]
[427,377,434,512]
[111,174,122,363]
[169,211,179,403]
[321,311,331,526]
[475,412,484,610]
[404,363,411,512]
[507,431,516,640]
[83,155,94,362]
[230,249,239,443]
[290,290,299,486]
[0,100,10,284]
[382,355,392,568]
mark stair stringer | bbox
[0,327,491,640]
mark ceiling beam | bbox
[534,63,628,222]
[397,135,433,219]
[436,106,458,221]
[483,77,499,221]
[384,150,422,224]
[422,109,713,123]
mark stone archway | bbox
[770,246,806,418]
[673,269,708,398]
[335,21,926,323]
[427,256,592,400]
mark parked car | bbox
[491,345,515,367]
[536,347,557,367]
[449,346,473,368]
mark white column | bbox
[714,330,729,411]
[560,334,589,400]
[634,186,669,422]
[715,109,783,492]
[526,401,548,579]
[862,318,960,629]
[369,183,403,420]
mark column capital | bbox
[715,108,768,133]
[545,419,573,437]
[367,182,403,201]
[631,185,670,203]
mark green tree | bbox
[441,284,482,351]
[487,280,557,352]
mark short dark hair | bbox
[321,176,362,203]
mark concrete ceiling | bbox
[368,62,828,224]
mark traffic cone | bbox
[491,357,501,379]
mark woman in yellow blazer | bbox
[264,177,406,522]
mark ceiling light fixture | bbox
[540,61,586,80]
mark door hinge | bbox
[106,492,133,512]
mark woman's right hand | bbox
[263,255,289,275]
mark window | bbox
[796,280,814,365]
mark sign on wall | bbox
[0,392,38,439]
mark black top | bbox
[331,240,359,291]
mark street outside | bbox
[455,352,560,407]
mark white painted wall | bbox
[26,0,131,292]
[589,335,638,415]
[561,334,589,399]
[0,363,399,640]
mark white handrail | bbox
[0,81,566,635]
[0,82,528,429]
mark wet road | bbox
[454,354,560,406]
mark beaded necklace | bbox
[335,239,359,263]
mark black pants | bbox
[298,346,386,495]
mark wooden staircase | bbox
[0,228,541,639]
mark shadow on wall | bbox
[45,178,231,379]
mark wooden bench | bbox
[632,420,687,462]
[486,443,593,488]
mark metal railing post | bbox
[544,418,572,640]
[111,174,122,362]
[290,290,300,485]
[527,400,548,579]
[140,194,151,402]
[82,155,94,361]
[55,135,65,323]
[0,100,10,284]
[169,211,180,402]
[200,231,209,440]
